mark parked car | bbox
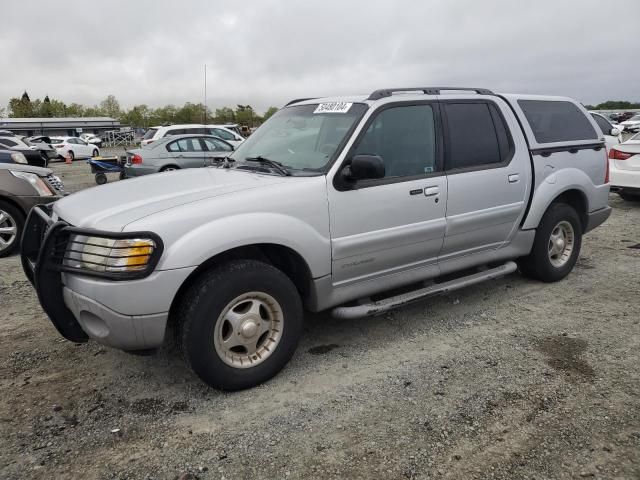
[0,161,65,257]
[21,136,58,162]
[620,114,640,133]
[50,136,100,160]
[590,112,622,150]
[141,124,244,148]
[125,134,234,177]
[80,133,103,147]
[0,148,28,166]
[0,136,48,167]
[609,132,640,201]
[22,87,610,391]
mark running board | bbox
[331,261,518,320]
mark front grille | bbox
[45,174,64,192]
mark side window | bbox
[591,114,612,135]
[166,141,181,152]
[444,102,507,170]
[170,138,205,152]
[166,129,186,137]
[518,100,598,143]
[186,128,206,135]
[212,128,236,141]
[203,138,233,152]
[353,104,437,178]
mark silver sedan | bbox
[124,134,234,177]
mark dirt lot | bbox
[1,158,639,479]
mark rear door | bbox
[166,137,206,168]
[440,98,531,258]
[328,102,447,288]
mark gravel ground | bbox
[0,159,639,479]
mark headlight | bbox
[10,153,28,164]
[63,234,159,274]
[10,170,53,196]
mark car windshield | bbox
[143,128,158,140]
[229,103,368,171]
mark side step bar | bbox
[331,261,517,320]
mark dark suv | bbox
[0,156,65,257]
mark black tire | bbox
[518,203,582,282]
[176,260,303,390]
[160,165,179,172]
[92,149,99,157]
[119,171,127,180]
[0,201,25,258]
[618,192,640,202]
[95,173,107,185]
[68,150,75,161]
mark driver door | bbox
[327,102,447,290]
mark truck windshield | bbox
[230,103,368,172]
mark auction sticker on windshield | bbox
[314,102,353,114]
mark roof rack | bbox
[284,97,318,107]
[367,87,494,101]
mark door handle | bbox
[424,186,440,196]
[508,174,519,183]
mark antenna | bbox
[203,64,207,126]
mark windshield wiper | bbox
[244,156,291,176]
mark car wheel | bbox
[95,173,107,185]
[68,150,75,161]
[518,203,582,283]
[0,201,25,258]
[92,149,99,157]
[176,260,303,390]
[160,166,179,172]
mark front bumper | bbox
[20,205,194,350]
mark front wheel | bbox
[92,149,99,157]
[518,203,582,282]
[177,260,303,390]
[0,201,24,258]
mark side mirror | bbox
[610,127,620,136]
[344,154,385,181]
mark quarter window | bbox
[353,104,437,178]
[591,113,612,135]
[518,100,598,143]
[444,102,509,170]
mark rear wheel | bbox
[0,201,24,258]
[92,149,99,157]
[176,260,303,390]
[518,203,582,282]
[160,165,179,172]
[67,150,75,161]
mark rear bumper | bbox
[124,165,159,177]
[585,206,612,233]
[609,165,640,190]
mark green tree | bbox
[235,104,255,127]
[214,107,235,123]
[100,95,121,119]
[262,106,278,121]
[8,91,34,117]
[66,103,85,117]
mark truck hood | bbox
[53,167,289,230]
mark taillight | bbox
[609,149,633,160]
[131,154,143,164]
[54,144,65,148]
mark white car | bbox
[51,137,100,161]
[620,114,640,133]
[80,133,103,147]
[609,132,640,201]
[590,112,622,151]
[140,124,244,148]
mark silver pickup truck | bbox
[21,87,611,390]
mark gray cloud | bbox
[2,0,638,114]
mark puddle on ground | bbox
[307,344,340,355]
[536,336,594,381]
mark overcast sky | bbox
[2,0,638,114]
